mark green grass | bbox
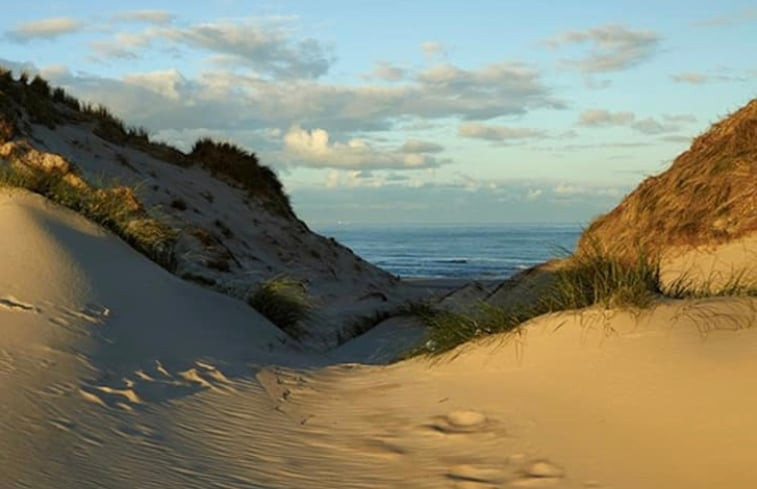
[411,244,756,357]
[248,276,313,338]
[0,163,177,269]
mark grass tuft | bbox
[0,163,176,269]
[248,276,313,338]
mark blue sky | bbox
[1,1,755,225]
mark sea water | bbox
[316,223,582,279]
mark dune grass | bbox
[248,276,313,338]
[578,99,757,261]
[0,163,176,269]
[412,245,756,356]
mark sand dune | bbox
[2,188,757,488]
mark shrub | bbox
[189,138,293,217]
[248,276,312,338]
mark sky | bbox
[0,1,755,225]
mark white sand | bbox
[2,188,757,488]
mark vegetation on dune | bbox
[0,66,292,217]
[0,163,177,269]
[189,138,294,217]
[579,98,757,260]
[412,243,757,356]
[248,276,313,338]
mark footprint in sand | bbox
[0,296,40,313]
[446,464,506,486]
[427,409,490,434]
[507,459,565,488]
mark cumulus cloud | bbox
[283,127,446,170]
[40,58,558,142]
[111,10,175,24]
[546,24,660,72]
[458,122,547,141]
[363,62,405,81]
[122,69,186,100]
[6,17,83,42]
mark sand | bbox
[2,188,757,488]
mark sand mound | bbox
[579,98,757,259]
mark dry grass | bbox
[579,98,757,261]
[0,162,177,269]
[411,246,756,356]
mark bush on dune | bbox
[189,138,293,217]
[248,276,313,338]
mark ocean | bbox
[316,224,583,280]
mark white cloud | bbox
[6,17,83,42]
[458,122,547,141]
[670,72,709,84]
[630,117,680,135]
[670,71,748,84]
[111,10,175,25]
[577,109,635,126]
[41,58,558,142]
[123,69,186,100]
[89,20,333,79]
[399,140,444,153]
[91,31,157,60]
[164,21,333,79]
[283,127,446,170]
[546,24,660,72]
[577,109,686,135]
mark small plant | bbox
[248,276,312,338]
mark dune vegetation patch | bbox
[411,245,757,356]
[0,66,292,217]
[0,161,177,269]
[248,276,313,338]
[579,99,757,261]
